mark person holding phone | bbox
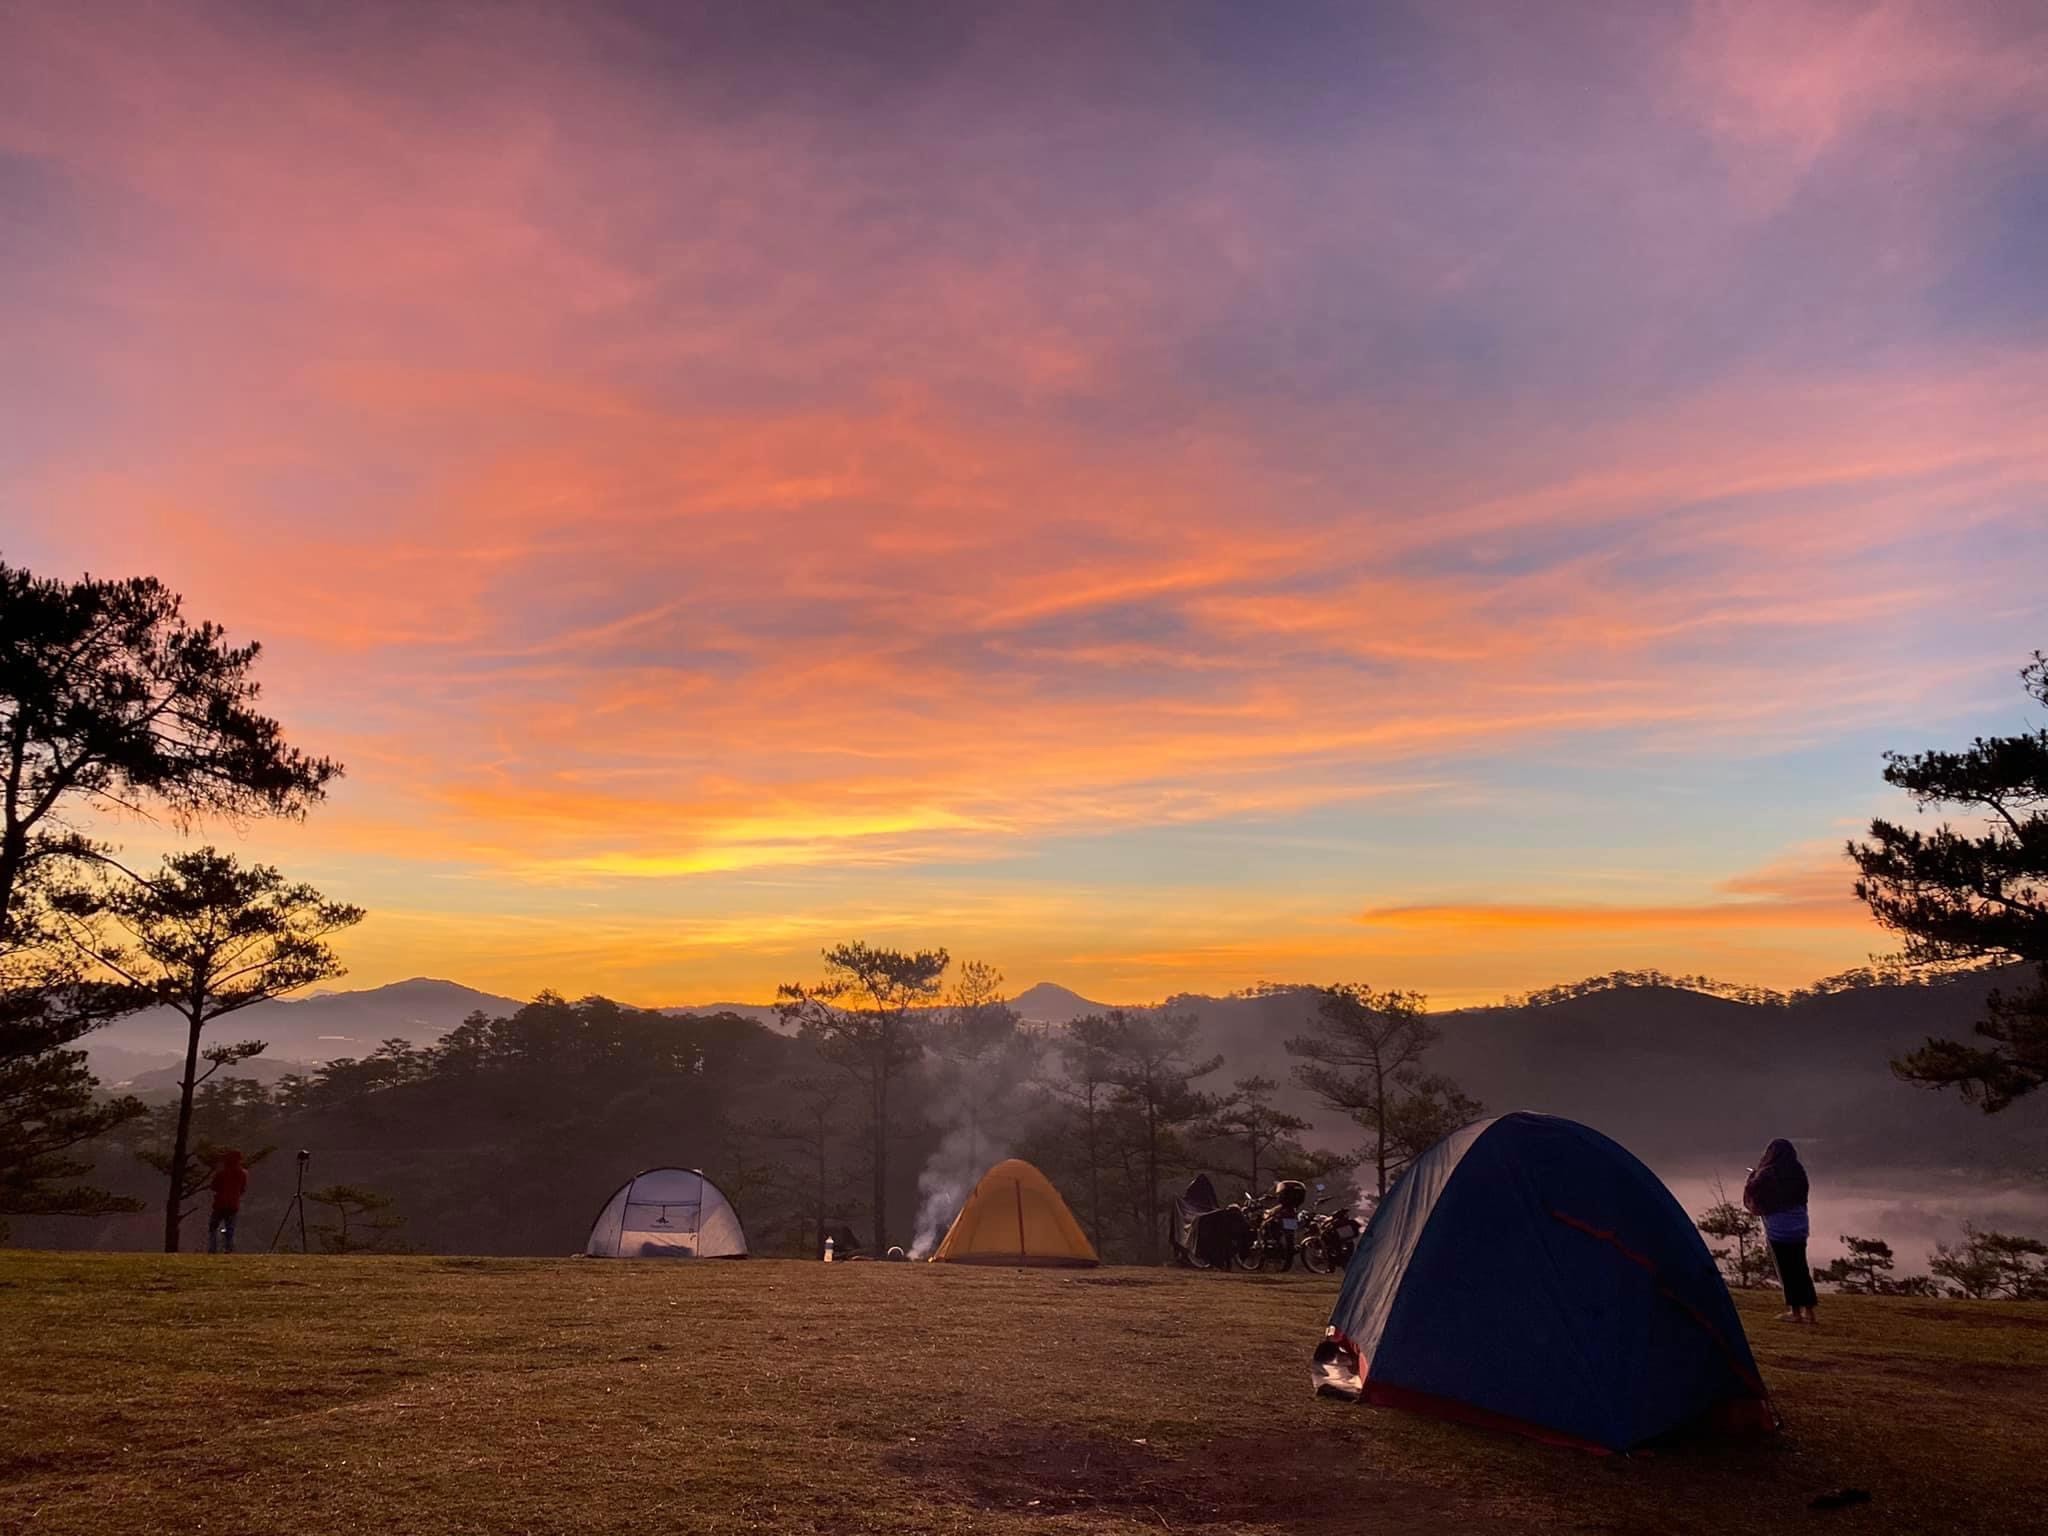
[1743,1138,1816,1323]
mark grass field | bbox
[2,1254,2045,1535]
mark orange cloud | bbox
[4,1,2040,1005]
[1356,900,1869,935]
[1357,843,1873,939]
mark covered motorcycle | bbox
[1172,1173,1249,1269]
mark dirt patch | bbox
[1062,1275,1168,1289]
[1895,1305,2048,1332]
[1863,1357,2048,1389]
[0,1447,118,1481]
[886,1424,1460,1532]
[1763,1357,1843,1375]
[889,1429,1189,1520]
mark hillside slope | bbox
[1157,972,2048,1175]
[84,978,525,1071]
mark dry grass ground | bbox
[2,1253,2045,1535]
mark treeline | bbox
[1498,963,1937,1012]
[66,964,1481,1261]
[86,996,812,1256]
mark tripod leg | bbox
[268,1199,293,1253]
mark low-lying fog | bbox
[1656,1163,2048,1272]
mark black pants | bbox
[1771,1239,1817,1309]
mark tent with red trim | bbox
[1311,1112,1773,1452]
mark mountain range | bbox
[77,971,2048,1182]
[83,977,807,1085]
[84,979,527,1078]
[84,978,1112,1082]
[1159,973,2048,1178]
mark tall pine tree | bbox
[1849,651,2048,1110]
[1286,983,1480,1198]
[0,562,339,1230]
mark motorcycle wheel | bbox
[1298,1237,1331,1275]
[1233,1241,1265,1272]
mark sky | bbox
[1,0,2044,1007]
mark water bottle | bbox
[823,1236,835,1262]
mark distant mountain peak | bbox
[284,977,523,1009]
[87,976,528,1067]
[1010,982,1113,1021]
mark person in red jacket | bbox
[207,1149,249,1254]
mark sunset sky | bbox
[2,1,2043,1006]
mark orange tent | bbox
[929,1158,1099,1267]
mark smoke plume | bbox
[907,987,1044,1258]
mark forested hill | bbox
[41,967,2042,1260]
[85,978,526,1070]
[82,979,789,1080]
[83,968,2048,1177]
[1158,969,2048,1176]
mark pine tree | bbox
[0,562,337,1228]
[1286,984,1480,1197]
[1695,1189,1772,1289]
[53,849,361,1251]
[776,942,948,1249]
[307,1184,409,1253]
[1930,1227,2048,1300]
[1813,1235,1907,1294]
[1849,650,2048,1110]
[1207,1074,1310,1191]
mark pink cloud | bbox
[1679,0,2048,208]
[3,1,2041,1000]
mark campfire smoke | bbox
[907,977,1044,1258]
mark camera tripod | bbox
[268,1149,312,1253]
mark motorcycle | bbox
[1233,1179,1310,1272]
[1298,1189,1363,1275]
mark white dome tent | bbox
[584,1167,749,1259]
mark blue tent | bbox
[1312,1112,1774,1452]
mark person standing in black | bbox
[1744,1139,1817,1323]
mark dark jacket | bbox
[1742,1139,1808,1218]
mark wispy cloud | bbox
[2,0,2041,999]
